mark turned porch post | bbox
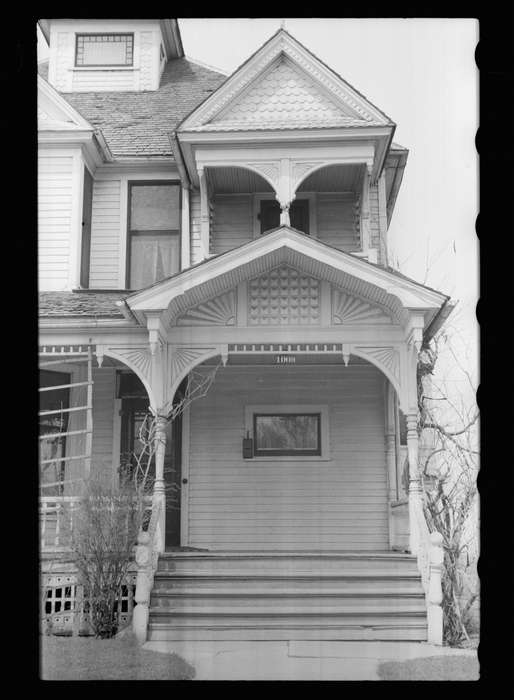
[152,415,167,553]
[406,412,423,555]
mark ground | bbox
[40,633,479,681]
[40,633,195,681]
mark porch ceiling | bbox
[124,227,449,331]
[297,163,362,193]
[207,166,273,194]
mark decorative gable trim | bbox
[176,290,237,326]
[179,29,391,132]
[37,75,93,131]
[332,288,392,325]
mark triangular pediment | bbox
[126,227,448,333]
[179,30,391,132]
[38,75,93,131]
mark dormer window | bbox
[75,33,134,67]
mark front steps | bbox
[147,551,427,642]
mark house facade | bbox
[38,19,451,643]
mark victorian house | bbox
[38,19,452,643]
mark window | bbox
[75,34,134,67]
[127,182,181,289]
[260,199,310,235]
[253,413,321,456]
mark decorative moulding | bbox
[169,345,220,387]
[179,32,388,130]
[332,289,392,325]
[176,290,237,327]
[248,265,321,326]
[354,345,400,385]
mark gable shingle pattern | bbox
[38,59,226,157]
[39,292,129,317]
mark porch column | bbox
[198,167,210,259]
[280,203,290,226]
[152,415,167,553]
[406,412,423,555]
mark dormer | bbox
[176,29,407,267]
[39,18,183,92]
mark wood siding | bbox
[211,195,254,254]
[187,364,388,550]
[190,191,203,266]
[316,194,360,252]
[38,152,74,290]
[89,180,122,288]
[71,70,136,92]
[91,367,116,486]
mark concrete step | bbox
[147,625,427,642]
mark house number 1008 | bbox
[275,354,296,364]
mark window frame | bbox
[253,412,322,457]
[126,180,182,290]
[75,33,134,68]
[244,404,330,461]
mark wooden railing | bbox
[40,496,81,551]
[132,500,162,643]
[411,500,444,644]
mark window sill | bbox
[245,456,332,462]
[70,67,139,72]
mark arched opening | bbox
[293,163,367,252]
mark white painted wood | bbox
[47,19,165,93]
[90,367,116,486]
[187,365,389,550]
[317,193,360,251]
[211,195,253,253]
[190,190,203,266]
[89,179,122,288]
[38,150,75,291]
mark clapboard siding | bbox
[71,71,136,92]
[38,152,74,290]
[89,180,121,288]
[190,191,203,266]
[211,195,253,254]
[187,365,388,550]
[316,194,360,251]
[91,368,116,485]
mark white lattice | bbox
[213,57,357,128]
[176,291,236,326]
[248,266,321,326]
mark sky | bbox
[37,18,479,387]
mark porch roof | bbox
[123,226,451,336]
[39,291,129,318]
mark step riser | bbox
[158,562,420,575]
[147,626,427,642]
[150,598,426,612]
[152,579,423,594]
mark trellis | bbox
[39,345,94,549]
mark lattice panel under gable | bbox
[248,265,321,325]
[212,56,363,129]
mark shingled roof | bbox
[37,58,226,157]
[39,292,129,318]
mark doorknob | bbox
[182,478,188,484]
